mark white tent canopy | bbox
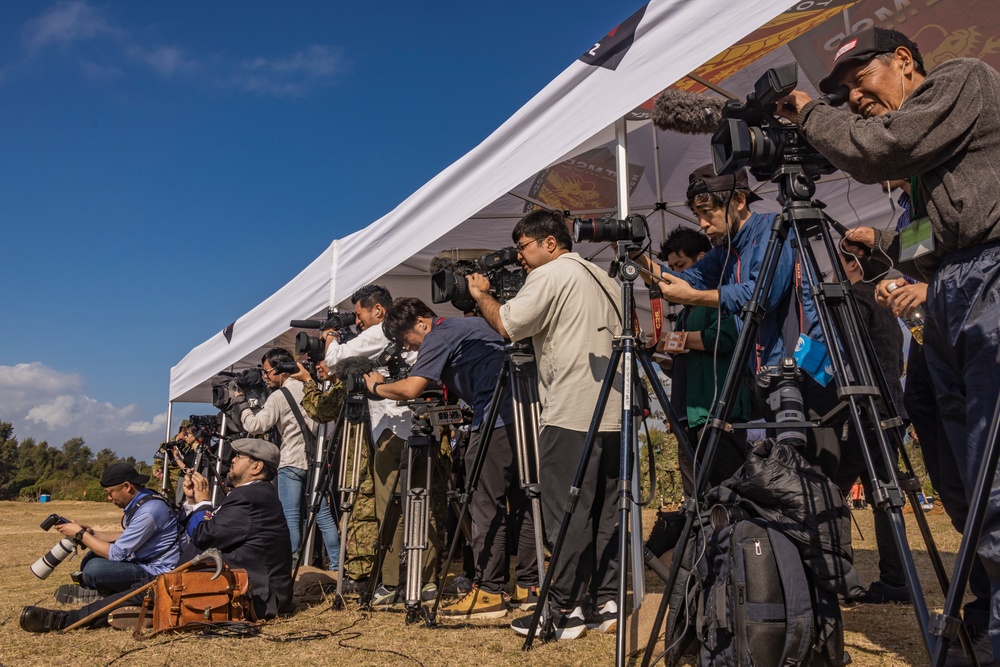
[170,0,897,405]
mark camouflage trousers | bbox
[342,452,378,582]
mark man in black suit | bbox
[20,438,294,632]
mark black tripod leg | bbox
[428,362,510,623]
[930,388,1000,667]
[640,214,791,667]
[522,346,621,650]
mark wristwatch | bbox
[74,528,87,542]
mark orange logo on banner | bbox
[525,147,643,215]
[674,4,860,92]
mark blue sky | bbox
[0,1,638,461]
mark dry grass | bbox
[0,500,968,666]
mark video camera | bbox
[711,62,835,182]
[431,248,526,313]
[335,340,411,398]
[187,414,221,441]
[291,310,358,358]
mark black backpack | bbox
[699,518,816,666]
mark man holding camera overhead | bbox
[51,463,181,604]
[236,347,340,571]
[469,209,622,640]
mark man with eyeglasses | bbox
[46,463,182,606]
[20,439,293,633]
[468,209,623,640]
[236,347,340,573]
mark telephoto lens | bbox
[30,537,79,579]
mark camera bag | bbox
[135,565,254,637]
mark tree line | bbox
[0,421,152,501]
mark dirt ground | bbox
[0,500,968,666]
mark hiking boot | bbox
[511,606,587,640]
[339,577,366,595]
[587,599,618,634]
[54,583,101,605]
[945,625,998,667]
[19,606,68,634]
[441,586,509,619]
[511,584,539,611]
[108,606,152,631]
[859,580,911,604]
[443,575,473,597]
[371,584,401,607]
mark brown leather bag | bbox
[136,566,254,636]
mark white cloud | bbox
[0,362,163,461]
[23,0,118,52]
[125,411,169,435]
[10,3,347,97]
[125,44,197,78]
[233,45,347,97]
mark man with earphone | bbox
[778,27,1000,665]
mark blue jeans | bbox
[278,466,340,570]
[79,552,152,595]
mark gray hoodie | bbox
[798,57,1000,280]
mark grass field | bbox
[0,500,967,666]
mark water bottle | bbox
[885,282,925,344]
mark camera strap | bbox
[565,255,623,323]
[280,386,317,457]
[122,491,184,563]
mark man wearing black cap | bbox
[19,439,293,633]
[778,27,1000,664]
[50,462,181,604]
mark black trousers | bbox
[538,426,619,612]
[906,341,992,631]
[465,423,538,593]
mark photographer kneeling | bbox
[51,463,181,605]
[364,297,539,619]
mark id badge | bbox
[793,334,834,387]
[899,216,936,261]
[663,330,688,353]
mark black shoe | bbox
[339,577,366,595]
[19,606,68,634]
[54,583,101,605]
[859,580,911,604]
[586,600,618,634]
[511,606,587,640]
[945,625,998,667]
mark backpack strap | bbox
[280,386,317,455]
[766,525,814,666]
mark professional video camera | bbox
[430,248,526,313]
[711,62,835,182]
[334,340,411,397]
[211,367,270,432]
[30,514,77,580]
[572,213,648,245]
[292,309,358,352]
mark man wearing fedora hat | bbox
[51,462,182,604]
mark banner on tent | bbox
[790,0,1000,87]
[524,147,644,217]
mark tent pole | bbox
[164,402,173,444]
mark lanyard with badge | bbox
[898,176,936,261]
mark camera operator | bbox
[365,297,539,619]
[324,284,442,603]
[152,421,196,503]
[51,463,181,604]
[235,347,340,572]
[19,440,293,633]
[468,209,622,640]
[777,27,1000,662]
[653,227,753,494]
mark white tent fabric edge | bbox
[169,0,796,404]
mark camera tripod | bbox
[361,396,459,623]
[190,435,228,505]
[638,166,977,667]
[426,341,547,624]
[520,241,697,667]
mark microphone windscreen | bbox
[429,256,461,274]
[652,89,726,134]
[333,355,376,378]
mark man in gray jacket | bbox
[778,27,1000,664]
